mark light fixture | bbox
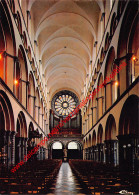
[132,55,137,62]
[0,52,3,60]
[14,79,19,85]
[114,81,119,86]
[123,145,126,148]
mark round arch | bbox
[28,72,35,117]
[0,90,15,131]
[97,124,103,144]
[97,124,104,162]
[16,111,27,138]
[117,1,138,93]
[105,114,116,141]
[104,47,115,110]
[0,1,16,87]
[48,140,65,160]
[66,140,83,160]
[97,73,104,119]
[28,122,34,137]
[0,90,15,167]
[92,130,96,146]
[15,111,27,164]
[105,114,118,165]
[118,95,138,171]
[119,95,138,136]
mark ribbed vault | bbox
[28,0,103,99]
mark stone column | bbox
[6,131,11,168]
[21,137,25,161]
[24,138,28,160]
[63,148,67,162]
[2,130,7,166]
[11,131,16,165]
[40,147,42,160]
[16,137,22,163]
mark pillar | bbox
[11,131,16,165]
[6,131,11,168]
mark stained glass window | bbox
[52,90,78,117]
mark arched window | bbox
[18,46,28,108]
[68,142,78,149]
[97,74,104,119]
[97,60,101,73]
[128,14,139,83]
[100,47,104,64]
[0,22,5,81]
[23,31,27,49]
[117,0,126,21]
[104,47,115,110]
[9,0,15,13]
[14,61,20,100]
[16,12,22,34]
[28,72,35,117]
[110,13,117,38]
[53,142,62,149]
[28,46,31,61]
[104,33,109,52]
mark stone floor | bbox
[46,162,91,195]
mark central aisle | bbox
[47,162,89,195]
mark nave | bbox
[46,162,90,195]
[0,0,138,194]
[0,159,138,194]
[0,159,89,195]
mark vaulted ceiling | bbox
[28,0,104,100]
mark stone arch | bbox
[110,13,117,38]
[18,45,28,108]
[28,72,35,117]
[0,90,15,131]
[104,46,115,110]
[97,124,104,162]
[97,73,104,119]
[16,11,22,35]
[66,140,83,160]
[9,0,15,13]
[118,95,138,171]
[104,32,110,52]
[92,130,96,146]
[100,47,105,64]
[0,1,16,87]
[23,31,28,49]
[117,0,126,21]
[119,95,138,136]
[97,124,103,144]
[16,111,27,138]
[48,140,65,160]
[117,0,138,93]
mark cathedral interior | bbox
[0,0,138,194]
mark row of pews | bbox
[69,160,139,194]
[0,159,62,194]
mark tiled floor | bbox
[46,162,91,195]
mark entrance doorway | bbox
[52,142,64,159]
[67,141,82,160]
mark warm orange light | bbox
[132,55,137,61]
[14,79,18,85]
[0,53,2,60]
[114,81,119,86]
